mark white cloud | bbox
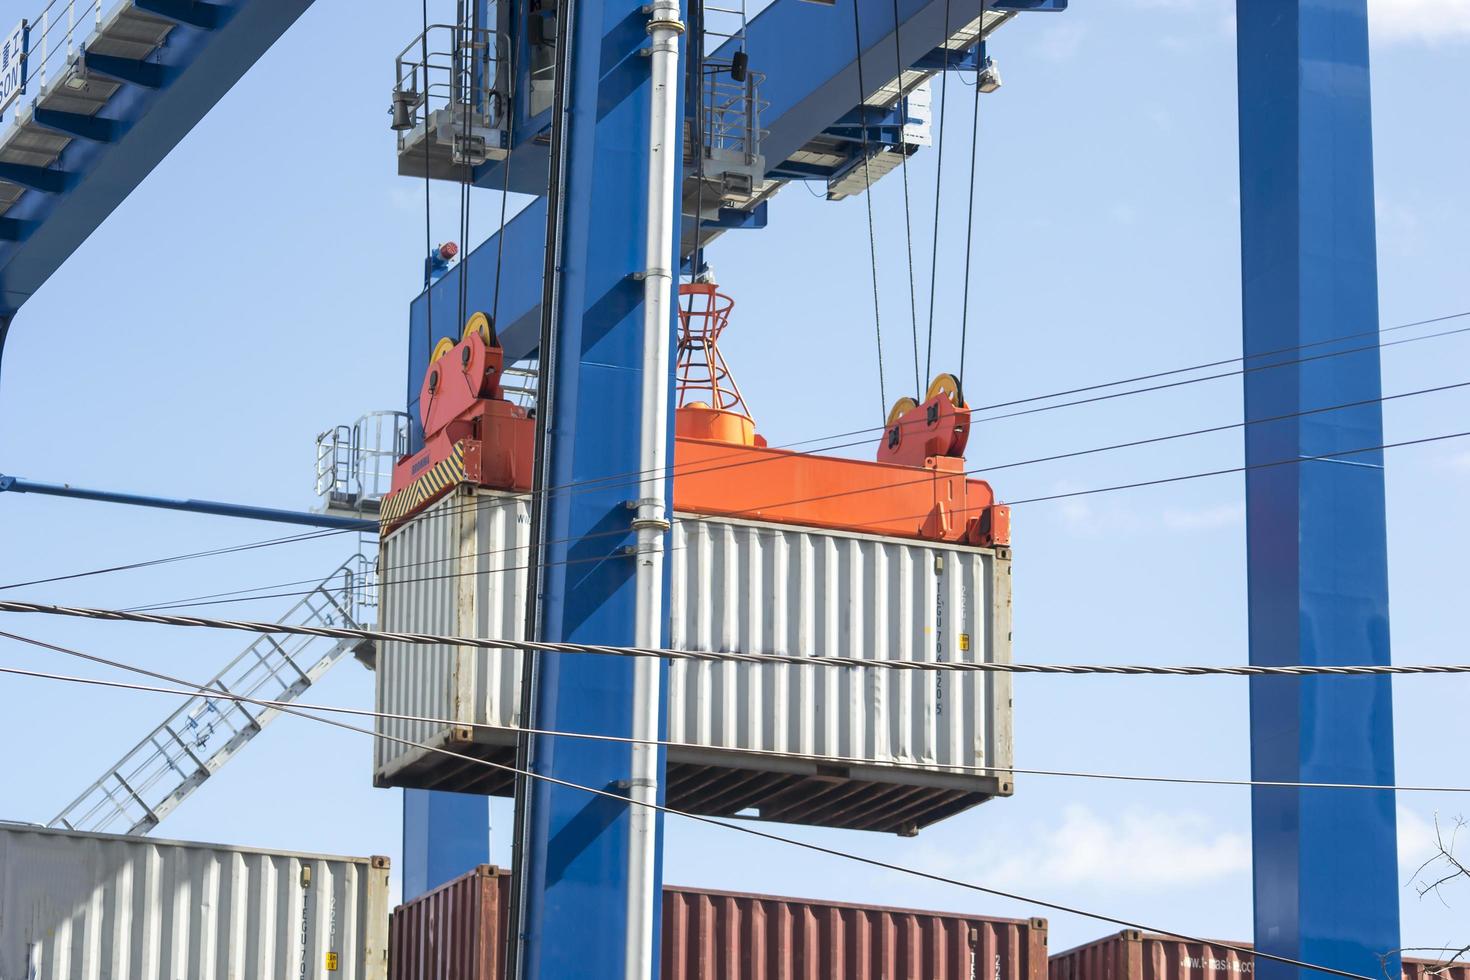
[1163,502,1245,531]
[954,804,1250,891]
[1371,0,1470,44]
[1399,806,1441,875]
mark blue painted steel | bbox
[405,198,548,452]
[0,0,319,317]
[1236,3,1401,978]
[401,789,490,900]
[0,474,374,529]
[514,0,681,970]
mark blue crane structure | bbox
[0,0,1403,977]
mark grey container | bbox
[0,823,390,980]
[373,486,1014,833]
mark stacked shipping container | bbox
[1050,931,1469,980]
[388,865,1050,980]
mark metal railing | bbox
[315,411,410,514]
[48,555,375,836]
[393,22,504,162]
[702,70,766,166]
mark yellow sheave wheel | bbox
[462,311,494,345]
[430,337,455,363]
[886,396,918,427]
[925,372,965,408]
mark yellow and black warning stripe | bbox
[380,441,469,533]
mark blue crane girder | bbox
[0,0,320,325]
[1236,2,1401,977]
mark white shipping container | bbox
[374,487,1013,833]
[0,823,390,980]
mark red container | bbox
[1050,930,1469,980]
[390,866,510,980]
[388,867,1049,980]
[662,885,1049,980]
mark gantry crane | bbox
[0,1,1404,979]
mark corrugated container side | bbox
[387,867,1046,980]
[1050,931,1465,980]
[375,488,1013,831]
[389,865,507,980]
[0,824,390,980]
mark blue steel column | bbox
[1237,3,1401,978]
[515,0,680,967]
[401,790,490,899]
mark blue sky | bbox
[0,0,1468,959]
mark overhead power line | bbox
[4,629,1461,796]
[120,376,1470,614]
[0,632,1367,980]
[6,597,1470,677]
[8,310,1467,600]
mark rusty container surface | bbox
[389,865,509,980]
[663,885,1048,980]
[389,867,1047,980]
[1050,931,1468,980]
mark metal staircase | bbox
[48,554,375,836]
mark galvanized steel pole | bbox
[1236,2,1402,977]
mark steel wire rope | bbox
[6,630,1470,797]
[957,53,981,390]
[8,311,1468,598]
[20,429,1470,677]
[923,0,953,384]
[888,0,924,401]
[457,1,474,336]
[851,0,889,420]
[440,312,1470,512]
[0,526,345,593]
[422,0,436,357]
[0,636,1377,980]
[106,377,1470,613]
[490,6,518,330]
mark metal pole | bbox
[1236,3,1401,978]
[627,0,682,974]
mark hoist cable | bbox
[890,0,923,401]
[923,0,952,384]
[421,0,435,356]
[851,0,888,420]
[957,57,981,391]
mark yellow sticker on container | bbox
[959,633,971,652]
[326,952,339,971]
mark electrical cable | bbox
[113,374,1470,612]
[0,637,1372,980]
[7,311,1467,601]
[889,0,923,401]
[923,0,952,384]
[0,526,345,593]
[851,0,888,420]
[17,539,1470,677]
[5,632,1469,796]
[13,628,1470,796]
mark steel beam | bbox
[401,789,490,899]
[1237,3,1401,977]
[405,198,548,451]
[511,0,682,968]
[0,0,320,317]
[0,474,373,530]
